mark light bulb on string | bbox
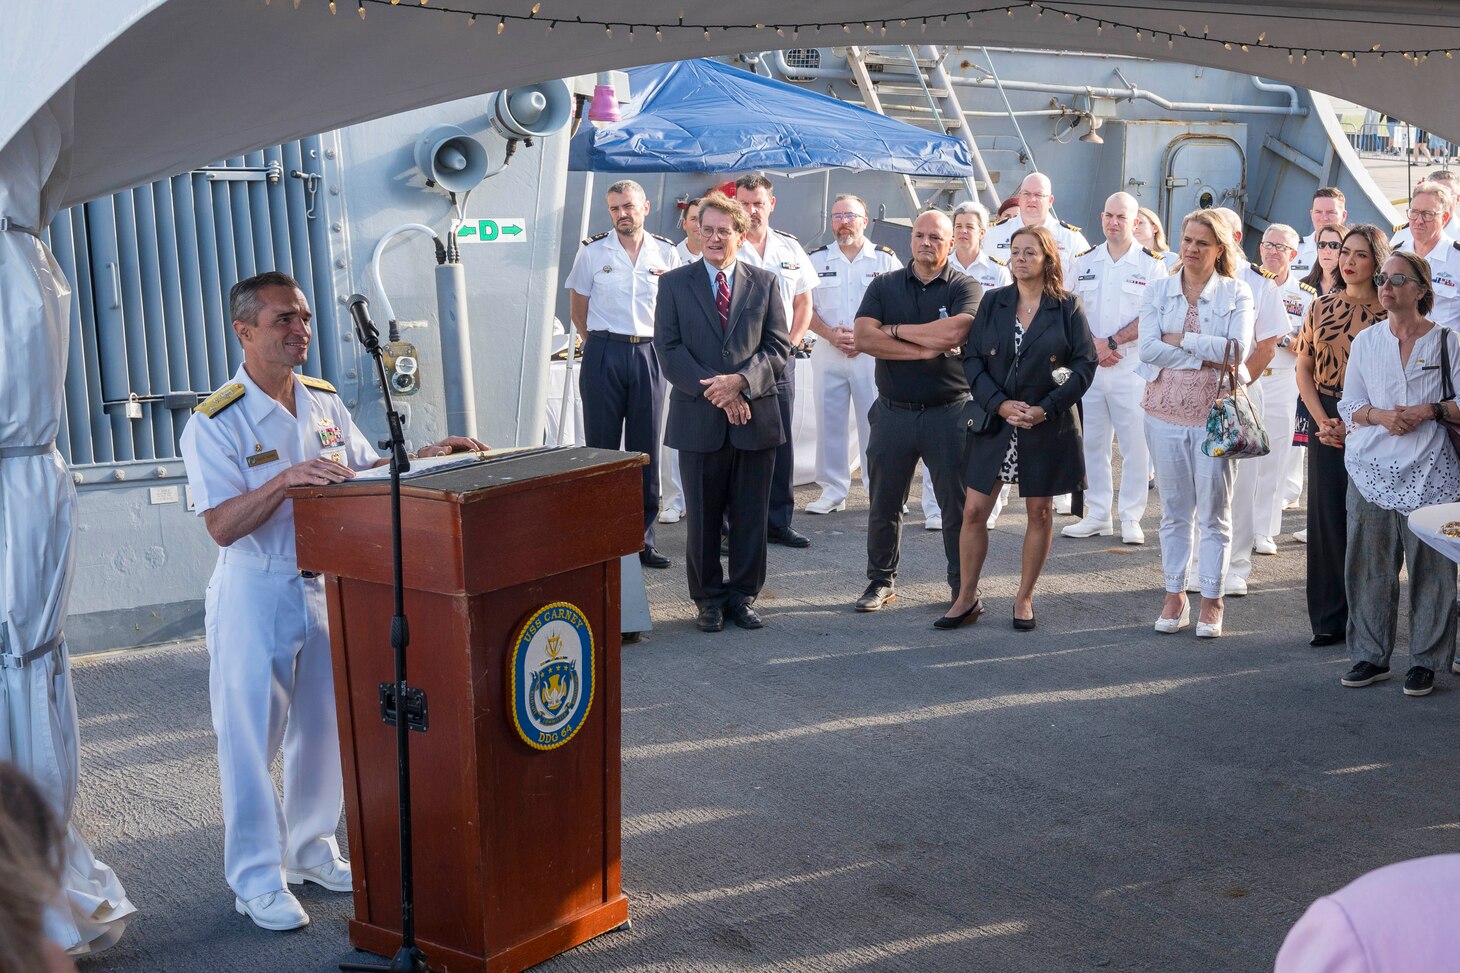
[357,0,364,18]
[329,0,336,15]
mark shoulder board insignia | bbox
[650,232,674,245]
[300,375,338,394]
[1251,262,1277,280]
[876,245,897,256]
[1074,245,1097,258]
[581,230,610,245]
[1395,222,1408,232]
[1452,240,1460,252]
[807,244,829,254]
[773,228,799,241]
[1142,246,1162,259]
[195,383,245,418]
[1299,281,1318,295]
[1059,220,1082,233]
[992,215,1014,226]
[989,255,1007,266]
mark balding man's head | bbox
[1100,193,1139,246]
[1212,207,1244,243]
[910,210,954,274]
[1016,172,1054,225]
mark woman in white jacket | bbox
[1138,209,1256,638]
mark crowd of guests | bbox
[566,170,1460,694]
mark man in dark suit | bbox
[654,194,792,632]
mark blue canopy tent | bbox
[568,58,973,177]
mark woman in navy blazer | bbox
[939,226,1097,630]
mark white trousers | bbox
[1252,369,1300,538]
[205,551,344,900]
[1081,364,1149,525]
[659,385,684,514]
[811,340,878,503]
[1227,381,1267,582]
[1148,415,1238,598]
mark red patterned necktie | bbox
[716,271,730,330]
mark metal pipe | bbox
[918,45,998,209]
[1249,76,1302,114]
[435,261,478,440]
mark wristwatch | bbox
[1106,336,1118,351]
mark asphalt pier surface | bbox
[71,482,1460,972]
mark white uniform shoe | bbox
[1294,529,1308,543]
[925,515,943,531]
[806,495,847,515]
[1054,494,1073,515]
[1121,521,1145,545]
[1253,534,1278,555]
[657,507,683,525]
[1062,517,1113,538]
[286,856,353,893]
[236,889,310,931]
[1224,576,1248,597]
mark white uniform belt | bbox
[0,627,65,670]
[0,442,55,459]
[220,547,306,576]
[1,216,41,237]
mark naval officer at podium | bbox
[180,271,483,931]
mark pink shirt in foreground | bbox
[1274,854,1460,973]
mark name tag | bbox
[818,270,838,278]
[246,449,280,468]
[1077,273,1096,282]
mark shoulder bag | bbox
[1201,339,1270,459]
[1435,327,1460,458]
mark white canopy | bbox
[3,1,1460,209]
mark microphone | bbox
[346,294,379,350]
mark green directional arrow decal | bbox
[502,224,523,236]
[457,224,477,239]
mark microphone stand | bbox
[341,306,429,973]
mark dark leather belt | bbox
[1317,383,1343,400]
[300,571,321,579]
[879,395,969,412]
[588,331,652,344]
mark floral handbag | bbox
[1201,339,1270,459]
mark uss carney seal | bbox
[509,602,595,750]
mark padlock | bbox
[125,394,143,420]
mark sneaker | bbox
[657,507,683,525]
[1294,529,1308,544]
[924,515,943,531]
[1253,535,1278,555]
[286,857,353,893]
[236,889,309,931]
[806,495,847,515]
[1403,666,1435,697]
[855,582,896,612]
[1062,517,1113,538]
[1224,576,1248,597]
[1121,521,1145,545]
[1340,661,1392,688]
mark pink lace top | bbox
[1141,303,1220,426]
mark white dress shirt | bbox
[675,238,700,264]
[948,248,1012,293]
[737,228,819,325]
[1339,324,1460,513]
[1415,239,1460,330]
[564,231,681,337]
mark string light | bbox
[301,0,1460,62]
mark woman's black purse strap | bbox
[1441,327,1455,403]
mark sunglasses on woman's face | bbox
[1374,272,1422,288]
[1315,241,1342,250]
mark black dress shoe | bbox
[1309,633,1343,647]
[855,582,896,612]
[696,605,724,632]
[1012,612,1037,631]
[621,631,642,645]
[933,600,984,630]
[639,547,671,569]
[725,603,765,629]
[767,526,811,548]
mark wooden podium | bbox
[289,447,644,972]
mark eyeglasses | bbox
[1017,191,1050,200]
[1258,241,1295,253]
[699,226,739,239]
[1315,240,1342,250]
[1374,272,1424,288]
[1408,209,1442,223]
[830,213,866,223]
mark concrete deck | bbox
[70,481,1460,972]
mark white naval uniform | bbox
[1070,242,1167,527]
[1251,273,1317,539]
[1225,263,1293,585]
[1389,221,1458,253]
[738,227,819,327]
[1416,239,1460,332]
[808,239,902,505]
[984,212,1091,278]
[179,366,377,901]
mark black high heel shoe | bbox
[934,599,984,630]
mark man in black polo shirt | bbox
[852,210,983,611]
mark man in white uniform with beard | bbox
[805,194,902,514]
[181,272,482,930]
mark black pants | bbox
[1306,392,1349,638]
[580,335,662,550]
[865,396,969,591]
[768,355,797,530]
[681,443,776,608]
